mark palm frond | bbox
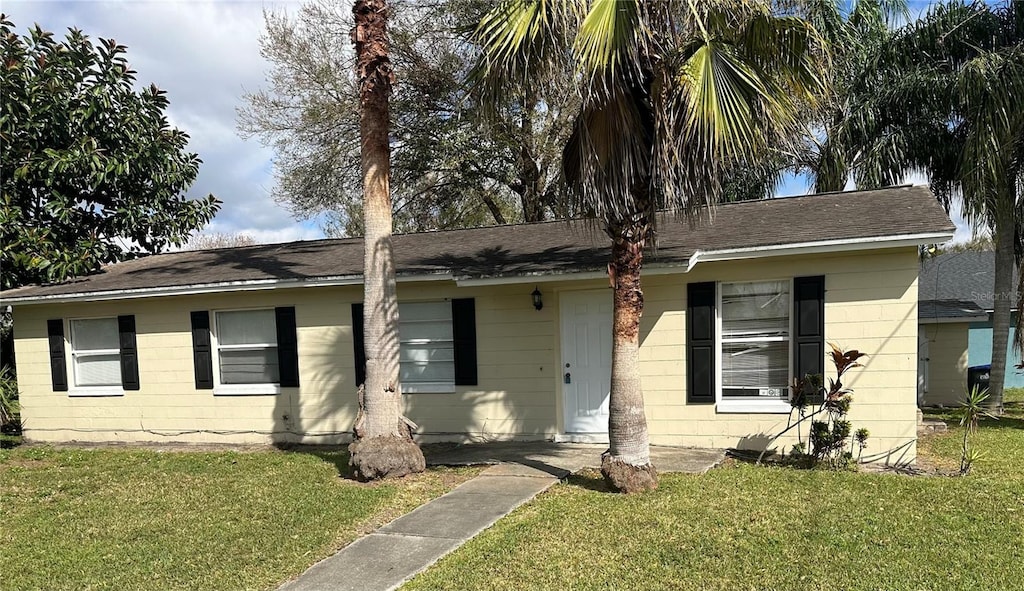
[563,81,653,230]
[574,0,642,79]
[656,6,826,212]
[470,0,581,106]
[957,45,1024,216]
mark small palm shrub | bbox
[959,385,994,475]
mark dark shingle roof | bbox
[2,185,953,302]
[918,250,1017,320]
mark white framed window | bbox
[399,301,455,393]
[213,309,280,395]
[717,280,792,413]
[69,317,123,395]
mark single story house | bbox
[1,186,954,464]
[918,250,1021,406]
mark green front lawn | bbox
[1004,386,1024,405]
[406,409,1024,591]
[0,447,477,591]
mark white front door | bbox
[561,290,612,433]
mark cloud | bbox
[3,0,318,243]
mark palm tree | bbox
[829,1,1023,412]
[803,0,909,192]
[474,0,828,492]
[348,0,426,479]
[718,0,909,201]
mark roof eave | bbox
[0,272,454,306]
[686,231,953,272]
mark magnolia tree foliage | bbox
[0,16,219,290]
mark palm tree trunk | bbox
[989,202,1014,414]
[601,230,657,493]
[348,0,425,480]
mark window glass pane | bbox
[400,320,453,342]
[400,360,455,383]
[397,301,455,386]
[721,341,789,398]
[219,348,280,384]
[75,354,122,386]
[399,301,452,323]
[72,318,120,351]
[400,344,455,364]
[721,281,789,339]
[217,310,277,346]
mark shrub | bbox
[959,385,994,475]
[758,344,869,469]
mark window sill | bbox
[716,400,793,414]
[214,384,282,396]
[69,388,125,397]
[404,383,456,394]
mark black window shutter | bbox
[190,311,214,390]
[47,319,68,392]
[117,315,140,391]
[793,276,826,401]
[351,303,366,388]
[275,306,300,387]
[452,298,478,386]
[687,282,716,403]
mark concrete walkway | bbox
[423,441,725,475]
[278,463,559,591]
[279,444,724,591]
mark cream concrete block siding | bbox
[919,322,969,407]
[395,283,559,441]
[12,246,919,462]
[14,290,361,445]
[12,284,560,445]
[630,247,920,464]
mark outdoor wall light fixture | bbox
[531,287,543,311]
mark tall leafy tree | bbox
[830,1,1023,411]
[475,0,827,492]
[239,0,579,235]
[347,0,426,480]
[0,16,219,290]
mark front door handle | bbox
[564,372,572,384]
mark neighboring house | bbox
[1,186,954,464]
[918,250,1021,406]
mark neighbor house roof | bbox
[919,250,1018,321]
[2,185,954,304]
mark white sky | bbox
[5,0,974,246]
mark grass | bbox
[0,446,478,591]
[1003,386,1024,405]
[405,408,1024,591]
